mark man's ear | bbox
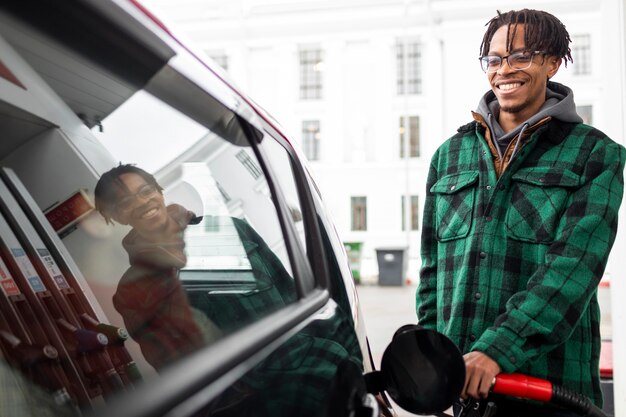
[546,56,561,79]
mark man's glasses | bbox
[479,51,545,73]
[114,183,159,214]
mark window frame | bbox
[301,119,321,161]
[396,39,422,95]
[571,34,592,76]
[256,121,332,292]
[93,62,334,417]
[298,46,323,100]
[351,196,368,231]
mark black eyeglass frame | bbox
[478,50,546,73]
[113,183,160,215]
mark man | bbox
[416,9,625,416]
[94,164,296,370]
[94,164,220,369]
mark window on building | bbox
[299,47,323,100]
[577,105,593,125]
[396,40,422,95]
[399,115,420,158]
[216,181,231,203]
[571,34,591,75]
[351,196,367,231]
[236,149,263,179]
[401,195,419,231]
[206,50,229,72]
[301,120,320,161]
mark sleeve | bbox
[473,141,626,372]
[416,156,440,330]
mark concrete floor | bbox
[355,284,426,417]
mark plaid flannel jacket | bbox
[417,118,625,405]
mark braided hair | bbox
[94,163,163,224]
[480,9,573,67]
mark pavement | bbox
[355,283,424,417]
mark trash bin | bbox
[343,242,363,284]
[376,247,408,286]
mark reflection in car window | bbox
[259,135,307,254]
[88,89,298,373]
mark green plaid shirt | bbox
[417,118,625,405]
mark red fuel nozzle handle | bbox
[492,373,607,417]
[492,373,553,402]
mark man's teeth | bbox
[499,82,522,91]
[142,208,158,218]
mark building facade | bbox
[142,0,622,282]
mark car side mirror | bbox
[365,325,465,415]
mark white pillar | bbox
[605,0,626,415]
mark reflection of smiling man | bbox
[417,9,625,416]
[95,164,218,370]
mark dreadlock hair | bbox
[480,9,573,67]
[94,163,163,224]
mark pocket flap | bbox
[430,171,479,194]
[511,167,580,188]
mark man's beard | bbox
[500,100,529,114]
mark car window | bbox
[90,84,298,359]
[260,137,307,253]
[0,66,300,414]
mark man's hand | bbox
[462,351,501,400]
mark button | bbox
[510,356,517,364]
[498,184,505,190]
[474,292,482,300]
[539,178,545,183]
[479,252,487,259]
[486,185,492,190]
[485,216,492,222]
[450,185,456,191]
[469,334,477,342]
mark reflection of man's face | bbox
[111,173,169,236]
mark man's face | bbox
[110,173,168,235]
[487,24,560,121]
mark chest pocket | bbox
[431,171,479,242]
[506,168,580,244]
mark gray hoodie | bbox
[475,81,583,159]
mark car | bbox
[0,1,465,417]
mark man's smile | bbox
[497,82,523,91]
[134,203,161,220]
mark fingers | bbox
[462,352,501,400]
[462,370,490,399]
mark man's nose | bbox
[497,58,515,75]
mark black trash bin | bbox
[376,247,408,286]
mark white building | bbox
[144,0,622,282]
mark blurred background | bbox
[139,0,624,285]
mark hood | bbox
[476,81,583,158]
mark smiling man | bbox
[94,164,220,369]
[416,9,625,416]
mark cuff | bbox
[471,327,529,373]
